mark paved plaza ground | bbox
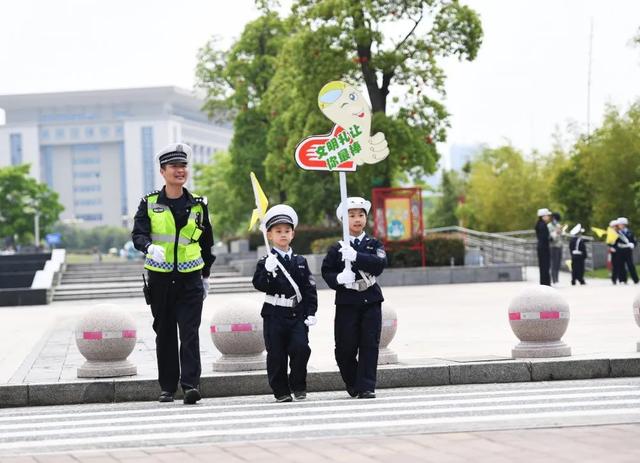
[1,267,639,386]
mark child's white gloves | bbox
[265,254,279,274]
[339,241,357,261]
[336,268,356,285]
[147,244,166,262]
[304,315,317,327]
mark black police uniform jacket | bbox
[321,235,387,306]
[131,187,215,278]
[622,228,637,247]
[253,253,318,318]
[569,237,588,259]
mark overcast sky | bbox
[1,0,639,164]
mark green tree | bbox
[426,170,465,228]
[0,164,64,246]
[196,0,483,229]
[461,146,561,232]
[551,155,593,229]
[574,103,640,228]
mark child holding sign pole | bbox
[321,197,387,399]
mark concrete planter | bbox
[508,286,571,358]
[75,303,137,378]
[210,297,266,371]
[379,304,398,364]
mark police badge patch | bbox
[376,248,386,258]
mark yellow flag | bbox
[248,172,269,230]
[591,227,607,238]
[606,226,618,245]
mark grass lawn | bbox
[586,265,640,279]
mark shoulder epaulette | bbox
[141,190,160,202]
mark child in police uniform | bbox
[569,224,587,285]
[321,197,387,399]
[252,205,318,402]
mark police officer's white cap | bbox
[609,219,619,227]
[336,197,371,221]
[617,217,629,225]
[155,143,192,167]
[264,204,298,230]
[569,224,584,236]
[537,208,552,217]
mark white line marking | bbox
[2,407,640,450]
[2,390,640,431]
[0,384,635,423]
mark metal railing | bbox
[424,226,598,271]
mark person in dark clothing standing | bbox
[535,208,552,286]
[608,219,626,284]
[131,143,215,404]
[252,204,318,403]
[322,197,386,399]
[616,217,639,284]
[569,224,587,285]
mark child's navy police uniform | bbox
[252,209,317,400]
[321,233,387,396]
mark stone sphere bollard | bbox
[378,304,398,364]
[75,303,137,377]
[210,297,266,371]
[508,286,571,358]
[633,293,640,351]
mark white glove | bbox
[147,244,165,263]
[304,315,317,327]
[264,254,279,274]
[630,243,635,249]
[339,241,357,262]
[336,269,356,285]
[202,278,210,300]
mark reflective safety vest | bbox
[144,193,205,273]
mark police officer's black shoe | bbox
[183,388,201,405]
[358,391,376,399]
[276,394,293,403]
[293,391,307,400]
[158,391,174,403]
[346,386,358,398]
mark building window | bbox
[70,128,79,139]
[40,146,54,187]
[141,126,154,193]
[100,126,110,137]
[119,142,128,216]
[9,133,22,165]
[73,171,100,179]
[115,126,124,137]
[76,213,103,222]
[84,127,94,138]
[74,198,102,206]
[55,128,65,140]
[73,185,101,193]
[41,129,50,140]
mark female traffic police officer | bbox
[321,197,387,399]
[132,143,214,404]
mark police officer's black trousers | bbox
[621,249,639,283]
[263,312,311,397]
[148,271,204,393]
[537,246,551,286]
[571,257,585,284]
[612,252,627,283]
[334,302,382,393]
[550,247,562,283]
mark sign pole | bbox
[339,171,353,272]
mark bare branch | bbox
[394,11,424,53]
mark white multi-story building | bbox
[0,87,232,227]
